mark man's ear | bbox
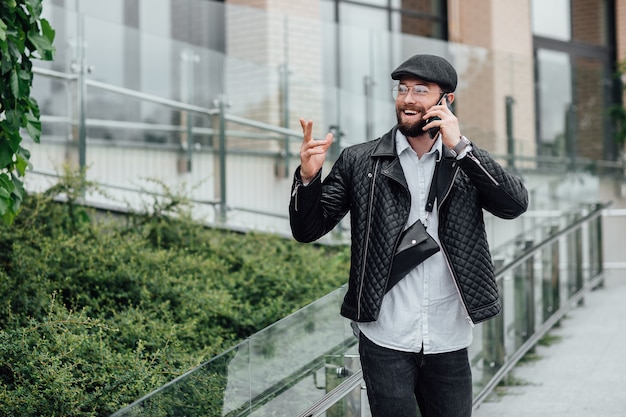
[446,93,455,104]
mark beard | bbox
[396,106,428,138]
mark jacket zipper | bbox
[467,152,499,186]
[291,182,301,211]
[439,167,475,327]
[441,247,475,327]
[357,160,380,320]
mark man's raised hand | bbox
[299,118,333,183]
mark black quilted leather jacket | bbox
[289,127,528,324]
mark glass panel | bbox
[391,11,443,38]
[536,49,572,157]
[111,287,353,416]
[247,288,354,415]
[339,4,388,33]
[391,0,443,14]
[531,0,571,40]
[346,0,388,6]
[139,0,170,37]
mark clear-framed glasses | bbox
[391,84,431,100]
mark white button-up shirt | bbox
[357,131,472,354]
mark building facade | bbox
[41,0,624,163]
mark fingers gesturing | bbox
[299,118,333,182]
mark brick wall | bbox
[572,0,606,46]
[225,0,324,148]
[449,0,536,158]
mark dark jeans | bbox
[359,333,472,417]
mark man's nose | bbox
[402,91,417,104]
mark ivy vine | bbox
[0,0,55,224]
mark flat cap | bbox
[391,54,457,92]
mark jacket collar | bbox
[371,127,397,157]
[371,125,459,206]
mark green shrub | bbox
[0,171,350,416]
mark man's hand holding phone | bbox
[299,118,334,184]
[423,94,463,151]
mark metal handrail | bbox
[297,369,364,417]
[298,203,607,416]
[33,66,305,142]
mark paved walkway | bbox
[473,269,626,417]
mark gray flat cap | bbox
[391,54,457,92]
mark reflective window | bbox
[322,0,446,40]
[531,0,571,40]
[352,0,388,5]
[536,49,572,156]
[391,10,443,38]
[532,0,608,46]
[391,0,442,15]
[339,3,388,29]
[139,0,170,37]
[71,0,124,24]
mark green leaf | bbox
[8,34,25,60]
[0,18,7,42]
[2,207,17,224]
[27,32,54,61]
[0,194,10,218]
[0,142,14,168]
[4,110,21,132]
[15,149,31,176]
[10,176,24,214]
[28,97,41,118]
[9,69,19,97]
[25,115,41,143]
[0,173,15,195]
[0,174,22,224]
[25,0,43,21]
[11,173,25,198]
[40,18,55,44]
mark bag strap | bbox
[424,160,440,213]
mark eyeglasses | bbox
[391,84,432,100]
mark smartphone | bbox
[427,94,452,139]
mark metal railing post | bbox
[568,213,584,304]
[596,203,605,287]
[482,259,505,384]
[74,4,87,172]
[513,240,534,349]
[590,203,605,287]
[525,243,536,340]
[505,95,515,170]
[543,225,561,323]
[217,95,227,222]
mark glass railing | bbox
[470,202,606,408]
[110,286,356,417]
[108,202,607,416]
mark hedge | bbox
[0,171,350,416]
